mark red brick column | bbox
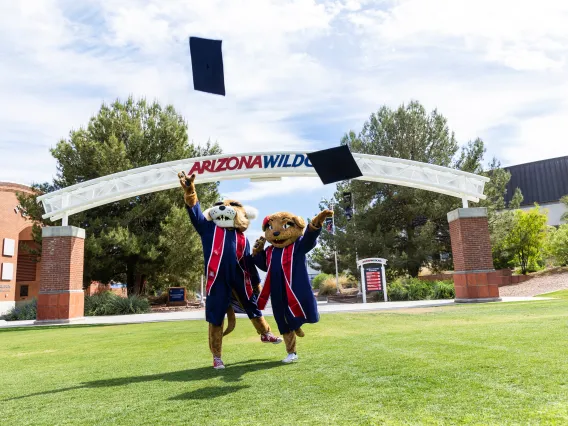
[448,208,500,302]
[35,226,85,323]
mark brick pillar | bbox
[36,226,85,323]
[447,208,500,303]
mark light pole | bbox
[330,201,341,295]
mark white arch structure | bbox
[37,151,489,224]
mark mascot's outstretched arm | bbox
[178,171,198,207]
[310,209,334,230]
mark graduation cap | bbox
[307,145,363,185]
[189,36,226,96]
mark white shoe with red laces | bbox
[213,357,225,369]
[261,332,283,344]
[282,353,298,364]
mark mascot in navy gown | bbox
[178,172,282,370]
[252,209,333,363]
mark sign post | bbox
[356,258,388,303]
[168,287,187,306]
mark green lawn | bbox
[536,289,568,299]
[1,300,568,425]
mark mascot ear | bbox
[202,208,213,221]
[244,206,258,220]
[262,215,271,231]
[293,215,306,230]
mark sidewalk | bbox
[0,297,551,329]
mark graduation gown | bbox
[186,202,261,326]
[253,226,320,335]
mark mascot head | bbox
[203,199,258,232]
[262,212,306,249]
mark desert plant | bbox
[84,291,151,316]
[312,273,331,290]
[341,274,359,289]
[319,277,343,296]
[2,299,37,321]
[108,295,151,315]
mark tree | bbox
[18,97,221,294]
[561,195,568,222]
[477,160,524,269]
[309,101,519,279]
[505,205,548,274]
[546,224,568,267]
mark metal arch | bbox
[37,151,489,222]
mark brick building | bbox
[0,182,42,316]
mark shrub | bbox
[369,291,384,302]
[2,299,37,321]
[407,279,433,301]
[84,291,151,316]
[108,295,151,315]
[387,279,409,301]
[312,273,331,290]
[432,280,455,299]
[84,291,116,316]
[319,277,342,296]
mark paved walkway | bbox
[0,297,550,329]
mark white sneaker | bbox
[282,353,298,364]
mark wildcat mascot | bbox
[252,209,333,363]
[178,172,282,370]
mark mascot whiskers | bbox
[252,208,333,363]
[178,172,282,370]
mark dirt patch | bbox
[499,270,568,297]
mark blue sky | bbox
[1,0,568,242]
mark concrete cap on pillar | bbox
[447,207,488,223]
[42,226,86,239]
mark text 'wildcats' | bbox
[188,154,313,175]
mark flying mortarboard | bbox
[307,145,363,185]
[189,36,226,96]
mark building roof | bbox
[504,156,568,206]
[0,181,34,194]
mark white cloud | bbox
[1,0,568,187]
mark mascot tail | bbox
[223,291,247,336]
[223,306,236,336]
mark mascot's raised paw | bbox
[177,171,197,207]
[252,236,266,256]
[311,209,334,229]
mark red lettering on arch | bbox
[215,158,227,172]
[250,155,262,169]
[188,161,203,175]
[203,160,213,172]
[227,157,239,170]
[239,156,251,169]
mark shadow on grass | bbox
[169,385,250,400]
[5,359,282,401]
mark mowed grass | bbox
[537,289,568,299]
[1,301,568,425]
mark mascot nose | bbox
[219,206,226,211]
[273,231,280,236]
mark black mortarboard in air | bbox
[189,36,226,96]
[307,145,363,185]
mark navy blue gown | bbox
[186,202,262,326]
[253,226,321,334]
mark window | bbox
[19,285,29,298]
